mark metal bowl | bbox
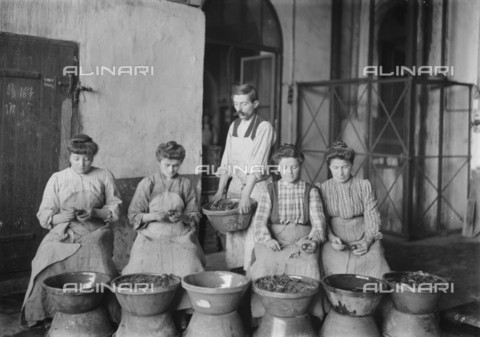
[322,274,386,317]
[202,198,257,233]
[42,271,111,314]
[253,275,320,318]
[112,273,181,316]
[182,271,249,315]
[383,271,448,314]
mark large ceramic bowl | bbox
[322,274,386,317]
[112,273,181,316]
[202,198,257,233]
[42,271,111,314]
[383,271,448,314]
[182,271,249,315]
[253,275,320,318]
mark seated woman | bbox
[248,144,326,320]
[21,134,122,327]
[316,141,390,279]
[123,141,205,315]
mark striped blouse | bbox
[253,180,326,244]
[316,176,383,240]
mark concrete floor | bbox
[1,232,479,336]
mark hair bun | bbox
[166,141,178,150]
[332,141,348,149]
[71,134,93,143]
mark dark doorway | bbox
[202,0,283,150]
[0,33,77,280]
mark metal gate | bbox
[297,77,473,239]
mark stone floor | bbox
[1,232,479,336]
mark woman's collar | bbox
[332,175,353,184]
[279,178,301,186]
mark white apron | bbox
[226,134,270,270]
[123,191,205,310]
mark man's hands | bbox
[212,191,224,205]
[238,195,252,214]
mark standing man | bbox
[213,84,276,271]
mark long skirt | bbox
[21,223,118,327]
[122,222,206,311]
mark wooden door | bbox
[0,33,77,279]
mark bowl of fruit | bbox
[202,198,257,233]
[383,271,448,314]
[253,274,319,317]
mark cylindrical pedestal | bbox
[115,311,178,337]
[382,306,441,337]
[184,311,247,337]
[320,310,381,337]
[254,313,316,337]
[49,306,114,337]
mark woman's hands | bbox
[351,237,374,256]
[166,210,190,223]
[328,230,374,255]
[142,211,190,224]
[75,208,113,222]
[142,212,168,223]
[75,209,93,222]
[51,208,115,226]
[51,210,76,225]
[297,238,318,254]
[265,239,281,252]
[328,232,347,251]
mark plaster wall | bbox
[0,0,205,272]
[448,0,480,170]
[270,0,332,144]
[0,0,205,179]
